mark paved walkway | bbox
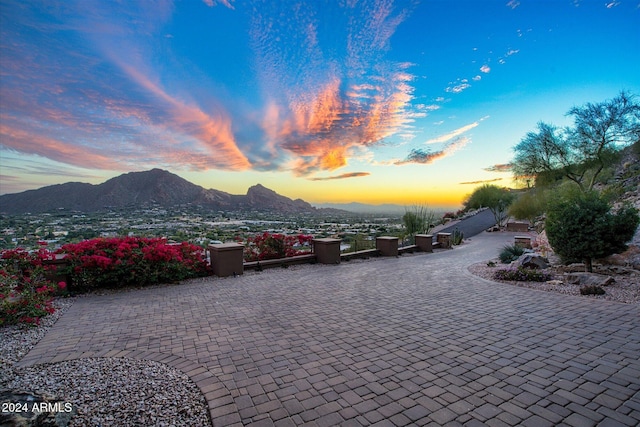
[435,209,497,238]
[18,232,640,426]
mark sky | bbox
[1,0,639,209]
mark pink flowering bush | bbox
[57,237,211,290]
[243,233,313,262]
[1,246,65,326]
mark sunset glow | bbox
[1,0,639,209]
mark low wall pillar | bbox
[313,238,341,264]
[376,236,399,256]
[208,243,244,277]
[514,236,532,249]
[507,222,529,232]
[42,256,72,286]
[415,234,433,253]
[437,232,452,249]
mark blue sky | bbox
[1,0,639,208]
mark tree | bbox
[508,189,548,226]
[402,205,438,244]
[545,189,639,272]
[511,122,578,186]
[512,91,640,191]
[464,184,516,228]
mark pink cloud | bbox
[0,123,123,170]
[308,172,371,181]
[105,60,252,170]
[460,178,503,184]
[252,1,416,176]
[425,117,488,144]
[1,1,252,174]
[395,137,470,165]
[2,0,423,179]
[259,65,415,176]
[484,163,513,172]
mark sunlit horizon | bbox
[1,1,639,209]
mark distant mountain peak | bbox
[0,169,325,215]
[244,183,313,213]
[247,183,272,192]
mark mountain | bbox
[313,202,409,215]
[242,184,315,213]
[0,169,326,215]
[313,202,452,216]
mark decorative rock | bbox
[555,263,587,273]
[546,280,564,286]
[564,272,615,287]
[514,253,549,270]
[600,245,640,268]
[599,265,633,275]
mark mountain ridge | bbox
[0,169,330,215]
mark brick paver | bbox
[17,232,640,426]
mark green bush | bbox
[546,189,639,272]
[493,267,552,282]
[464,184,516,228]
[1,247,66,326]
[508,189,548,224]
[452,229,464,245]
[499,244,525,264]
[402,205,438,244]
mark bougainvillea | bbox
[243,233,313,261]
[56,236,211,290]
[1,246,65,326]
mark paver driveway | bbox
[18,232,640,426]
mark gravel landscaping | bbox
[1,297,212,427]
[468,259,640,304]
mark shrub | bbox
[403,205,438,244]
[580,285,605,296]
[452,229,464,245]
[1,247,65,326]
[464,184,516,228]
[508,189,548,225]
[57,237,210,290]
[499,244,525,264]
[243,233,313,261]
[493,267,552,282]
[546,189,639,272]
